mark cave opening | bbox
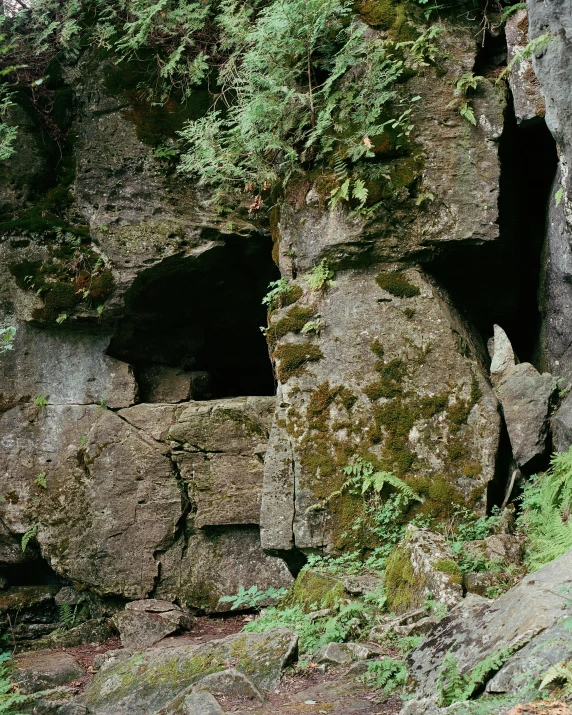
[108,233,279,402]
[427,99,557,367]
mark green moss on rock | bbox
[280,569,346,613]
[274,343,324,382]
[267,305,316,345]
[384,544,421,613]
[376,272,420,298]
[434,558,463,585]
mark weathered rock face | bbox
[384,527,463,614]
[261,266,500,555]
[81,629,298,715]
[505,9,546,126]
[404,547,572,712]
[531,0,572,393]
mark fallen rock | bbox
[384,527,463,613]
[32,694,89,715]
[463,571,504,598]
[22,618,115,652]
[193,668,264,701]
[314,641,382,667]
[487,620,572,694]
[465,534,524,567]
[13,651,84,694]
[0,585,60,642]
[116,599,193,649]
[496,363,554,470]
[406,548,572,706]
[183,692,223,715]
[369,609,439,642]
[489,324,517,386]
[81,628,298,715]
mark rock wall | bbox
[0,1,568,612]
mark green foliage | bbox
[218,585,288,611]
[517,447,572,570]
[34,473,47,489]
[360,657,407,694]
[33,394,48,409]
[21,525,37,553]
[498,32,552,82]
[339,455,422,503]
[555,188,564,207]
[58,603,78,630]
[304,261,335,292]
[448,73,484,126]
[262,279,291,308]
[438,647,517,706]
[0,328,16,355]
[301,315,323,335]
[501,3,527,22]
[0,85,16,163]
[178,0,415,200]
[447,506,502,575]
[0,654,28,715]
[539,660,572,695]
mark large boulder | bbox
[404,547,572,711]
[261,266,501,555]
[115,600,194,649]
[13,651,84,694]
[81,629,298,715]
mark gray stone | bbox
[193,668,264,701]
[262,267,501,555]
[13,652,84,694]
[138,365,210,404]
[406,548,572,702]
[55,587,83,606]
[496,363,554,469]
[80,628,298,715]
[489,325,517,386]
[465,534,524,566]
[552,391,572,452]
[386,527,463,614]
[156,526,293,613]
[505,9,546,125]
[0,586,60,642]
[22,619,115,652]
[531,1,572,383]
[313,642,355,666]
[463,571,505,598]
[93,649,131,672]
[116,600,193,649]
[183,692,223,715]
[487,619,572,694]
[32,696,89,715]
[169,397,275,527]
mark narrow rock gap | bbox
[426,98,557,366]
[107,234,279,402]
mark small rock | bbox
[465,533,524,566]
[464,571,503,598]
[93,649,131,672]
[116,599,193,649]
[345,642,383,659]
[308,608,331,621]
[55,587,83,606]
[193,668,264,701]
[496,362,554,470]
[385,527,463,613]
[183,692,223,715]
[13,652,84,694]
[489,324,517,385]
[314,642,354,666]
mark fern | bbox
[539,660,572,693]
[0,659,28,714]
[342,456,423,503]
[34,473,47,489]
[21,525,37,553]
[517,446,572,570]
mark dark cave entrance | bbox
[428,101,557,366]
[108,233,279,401]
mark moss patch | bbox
[434,558,462,585]
[384,543,422,613]
[376,272,420,298]
[274,343,324,382]
[281,569,346,612]
[267,305,317,345]
[357,0,420,41]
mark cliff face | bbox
[0,0,566,616]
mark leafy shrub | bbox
[517,447,572,570]
[304,261,335,292]
[360,657,407,694]
[0,328,16,355]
